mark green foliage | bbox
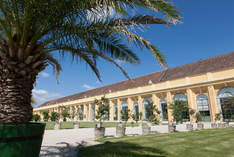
[94,97,110,123]
[145,100,160,124]
[131,111,139,123]
[139,112,143,121]
[33,114,40,122]
[59,106,70,122]
[169,100,189,123]
[195,112,202,123]
[121,109,130,123]
[215,113,222,121]
[0,0,181,82]
[40,110,50,122]
[50,111,60,122]
[77,107,83,120]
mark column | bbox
[152,94,160,121]
[109,100,114,121]
[166,91,173,122]
[83,104,87,121]
[117,99,121,121]
[95,103,99,121]
[138,96,143,121]
[208,85,219,122]
[187,88,196,122]
[89,104,92,121]
[128,97,134,121]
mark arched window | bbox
[160,98,168,121]
[133,101,139,121]
[142,97,152,120]
[173,93,188,102]
[121,100,128,120]
[86,105,89,121]
[80,105,84,120]
[114,103,118,121]
[196,94,210,121]
[91,104,95,121]
[217,87,234,121]
[71,106,75,120]
[104,103,110,121]
[173,93,189,121]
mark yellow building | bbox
[33,52,234,122]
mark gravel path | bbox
[39,123,213,157]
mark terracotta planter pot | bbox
[211,123,217,128]
[54,122,60,130]
[186,123,193,131]
[142,125,151,135]
[168,122,176,133]
[116,123,126,137]
[74,122,80,129]
[197,123,204,130]
[94,127,105,139]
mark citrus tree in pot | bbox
[94,97,110,139]
[50,111,60,130]
[0,0,180,156]
[116,109,130,137]
[143,100,160,135]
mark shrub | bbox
[50,111,60,122]
[33,114,41,122]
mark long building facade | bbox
[33,52,234,122]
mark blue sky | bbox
[33,0,234,106]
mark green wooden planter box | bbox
[0,123,45,157]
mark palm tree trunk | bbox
[0,64,36,124]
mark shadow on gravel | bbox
[40,142,79,157]
[79,141,168,157]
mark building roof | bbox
[36,51,234,108]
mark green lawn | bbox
[60,121,74,129]
[79,122,139,128]
[80,127,234,157]
[45,122,55,130]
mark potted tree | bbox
[211,113,221,128]
[59,106,70,122]
[138,112,143,127]
[74,107,82,129]
[50,111,60,130]
[116,109,130,137]
[94,97,110,139]
[186,109,195,131]
[0,1,180,156]
[169,100,190,132]
[41,110,50,122]
[33,114,41,122]
[195,112,204,130]
[143,100,160,135]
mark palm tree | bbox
[0,0,181,124]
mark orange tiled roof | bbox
[36,52,234,108]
